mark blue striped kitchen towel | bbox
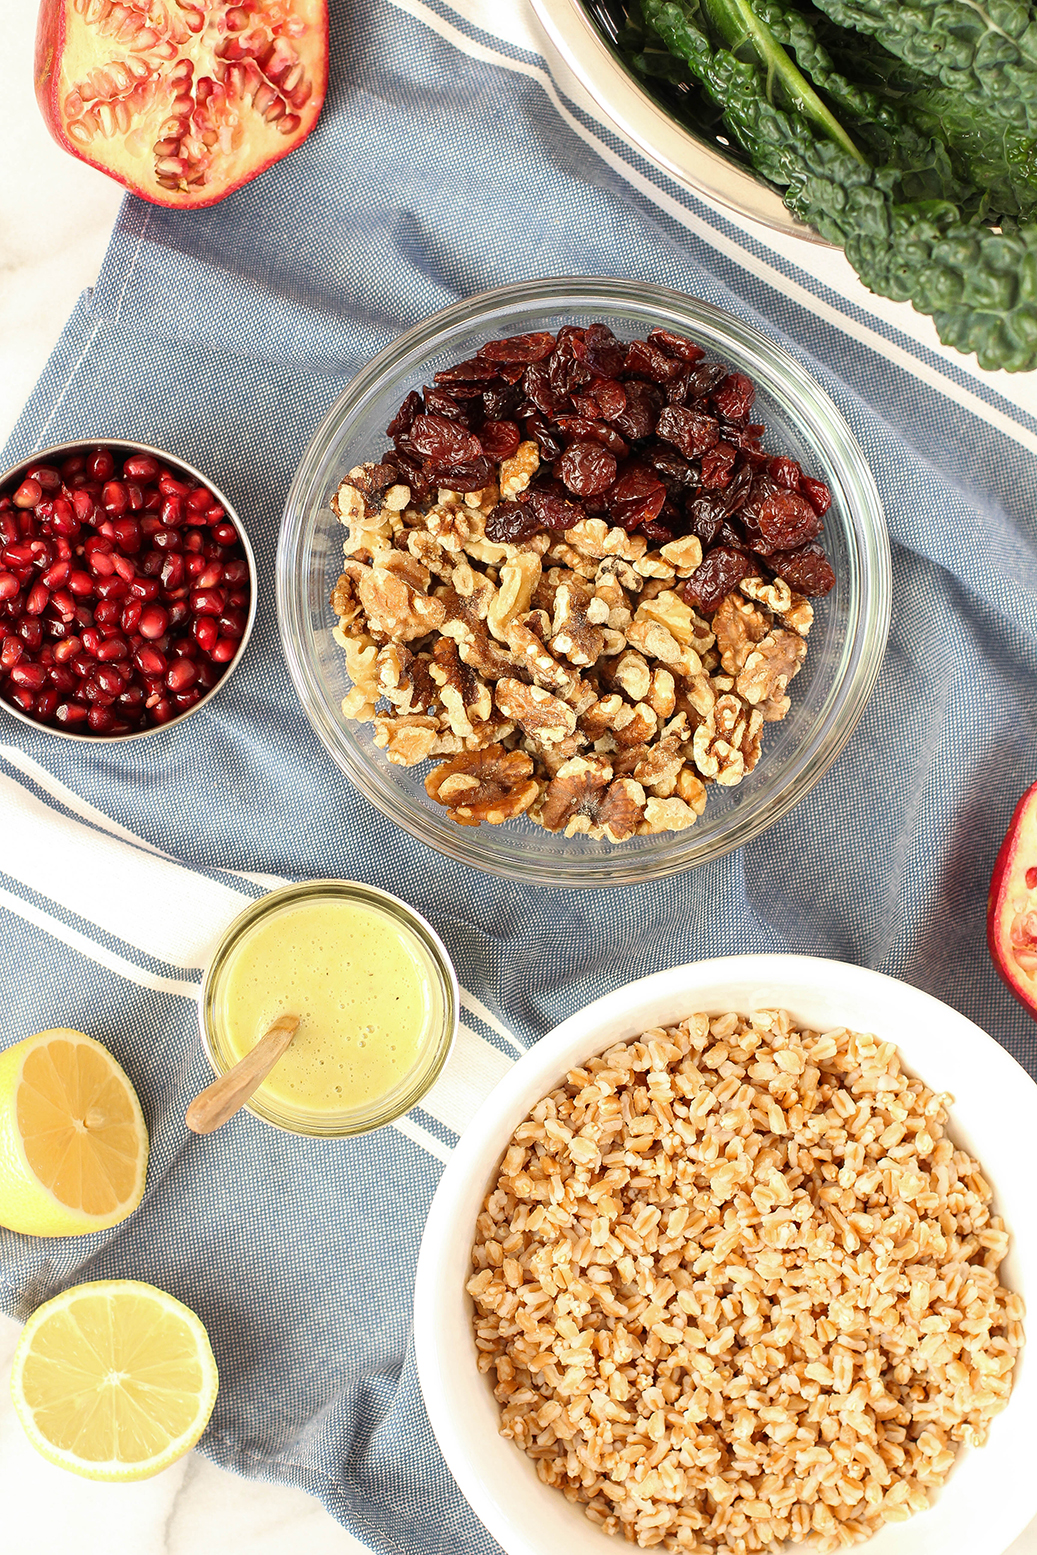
[1,1,1036,1551]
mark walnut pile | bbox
[329,460,813,841]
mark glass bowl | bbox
[277,278,890,887]
[199,879,459,1138]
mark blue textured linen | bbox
[2,0,1037,1549]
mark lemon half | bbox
[0,1028,148,1237]
[11,1279,219,1480]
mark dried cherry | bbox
[768,544,836,596]
[517,486,585,531]
[682,546,758,612]
[477,332,556,364]
[386,391,423,439]
[609,380,663,442]
[647,327,706,363]
[581,323,627,379]
[712,372,756,422]
[656,405,720,460]
[558,443,618,497]
[424,456,495,493]
[485,501,543,544]
[478,420,522,461]
[606,466,667,531]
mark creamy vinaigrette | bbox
[216,897,439,1111]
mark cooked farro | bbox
[467,1010,1022,1553]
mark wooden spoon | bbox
[185,1014,300,1134]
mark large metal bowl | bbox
[529,0,829,244]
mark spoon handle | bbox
[185,1014,300,1135]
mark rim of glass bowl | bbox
[277,278,890,887]
[0,437,258,742]
[199,879,459,1139]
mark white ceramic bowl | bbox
[414,955,1037,1555]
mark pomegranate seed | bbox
[210,637,237,663]
[117,685,145,710]
[129,577,161,600]
[28,465,61,493]
[140,549,164,577]
[35,688,60,719]
[61,454,86,480]
[139,604,169,639]
[186,486,211,514]
[206,504,225,523]
[81,627,103,655]
[158,472,189,498]
[71,490,97,523]
[153,528,182,551]
[190,587,225,616]
[0,514,19,545]
[223,559,250,585]
[195,561,223,588]
[161,554,185,591]
[121,600,142,633]
[88,550,116,578]
[217,608,246,640]
[95,576,129,600]
[150,698,175,723]
[165,657,197,692]
[54,638,80,663]
[13,479,42,509]
[49,665,77,691]
[126,483,144,511]
[42,560,71,589]
[83,677,116,705]
[192,617,219,652]
[95,636,129,663]
[55,701,89,725]
[9,686,36,713]
[95,663,126,693]
[161,496,185,528]
[212,523,238,545]
[9,662,47,691]
[94,600,121,628]
[186,555,207,580]
[18,619,43,649]
[71,653,95,677]
[88,449,115,481]
[87,707,116,732]
[134,645,167,676]
[102,480,130,514]
[51,589,76,619]
[167,602,189,628]
[3,542,35,568]
[2,638,24,668]
[25,583,49,616]
[111,517,141,553]
[172,688,202,712]
[49,502,81,537]
[195,660,218,691]
[0,573,19,601]
[139,486,160,512]
[68,570,95,597]
[122,453,160,481]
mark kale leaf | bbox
[637,0,1037,370]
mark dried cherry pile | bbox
[378,323,835,611]
[0,446,250,736]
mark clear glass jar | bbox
[199,880,458,1138]
[277,278,890,887]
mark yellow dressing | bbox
[215,897,441,1113]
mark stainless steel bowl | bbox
[0,438,257,741]
[529,0,829,245]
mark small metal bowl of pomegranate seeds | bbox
[0,439,256,739]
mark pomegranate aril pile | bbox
[0,446,250,735]
[379,322,835,612]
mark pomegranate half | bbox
[988,780,1037,1021]
[35,0,328,209]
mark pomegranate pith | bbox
[34,0,328,209]
[987,781,1037,1022]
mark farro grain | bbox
[467,1011,1022,1554]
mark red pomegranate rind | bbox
[988,780,1037,1021]
[34,0,329,210]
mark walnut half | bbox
[425,745,540,826]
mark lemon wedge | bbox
[0,1028,148,1237]
[11,1279,219,1480]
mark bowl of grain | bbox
[413,955,1037,1555]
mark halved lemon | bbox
[0,1028,148,1237]
[11,1279,219,1480]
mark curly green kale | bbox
[639,0,1037,370]
[807,0,1037,133]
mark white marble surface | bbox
[2,2,1037,1553]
